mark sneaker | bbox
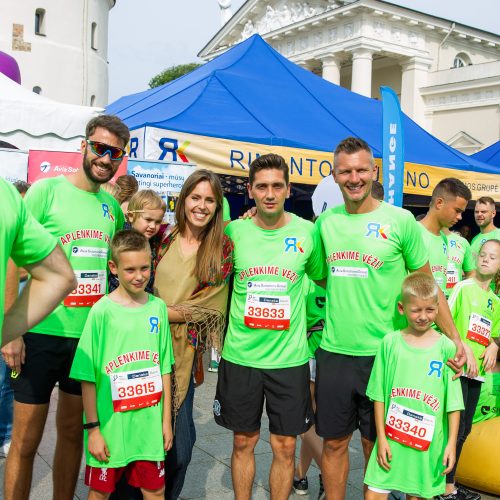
[457,485,481,500]
[318,474,325,500]
[207,360,219,373]
[293,476,308,495]
[436,491,461,500]
[0,441,11,459]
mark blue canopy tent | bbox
[108,35,499,201]
[471,141,500,169]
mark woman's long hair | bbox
[175,169,225,284]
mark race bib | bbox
[244,293,290,330]
[446,263,459,289]
[110,366,162,412]
[467,313,491,347]
[385,400,435,451]
[64,270,106,307]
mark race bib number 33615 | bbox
[110,366,162,412]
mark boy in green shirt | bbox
[365,272,463,500]
[443,239,500,500]
[70,230,174,498]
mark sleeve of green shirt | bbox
[306,223,327,280]
[462,240,475,272]
[401,212,429,271]
[444,341,465,413]
[447,283,462,320]
[24,179,52,224]
[159,303,174,375]
[9,184,56,268]
[492,297,500,339]
[366,339,387,403]
[70,308,99,383]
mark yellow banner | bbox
[131,128,499,201]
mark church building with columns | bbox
[200,0,500,154]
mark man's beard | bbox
[82,150,115,184]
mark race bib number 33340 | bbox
[385,401,435,451]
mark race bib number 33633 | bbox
[110,366,162,412]
[244,293,290,330]
[385,401,435,451]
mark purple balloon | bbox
[0,51,21,84]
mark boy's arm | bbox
[82,381,110,463]
[443,410,460,475]
[162,373,173,451]
[374,400,392,471]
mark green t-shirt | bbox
[316,202,428,356]
[70,295,174,468]
[222,215,326,369]
[445,233,474,296]
[418,224,448,293]
[471,228,500,262]
[448,279,500,379]
[25,176,124,338]
[223,197,231,222]
[304,276,325,358]
[365,331,464,497]
[0,179,56,342]
[473,371,500,423]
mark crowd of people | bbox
[0,115,499,500]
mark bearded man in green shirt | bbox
[3,115,129,500]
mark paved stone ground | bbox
[0,367,497,499]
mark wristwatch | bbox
[83,421,100,430]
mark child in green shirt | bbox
[70,230,174,499]
[443,239,500,500]
[364,272,463,500]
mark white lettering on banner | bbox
[247,281,288,292]
[331,266,368,278]
[386,123,397,205]
[71,246,108,259]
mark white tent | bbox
[0,73,102,151]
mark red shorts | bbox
[85,460,165,493]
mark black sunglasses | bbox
[86,140,126,160]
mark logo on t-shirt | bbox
[284,237,304,253]
[149,317,160,334]
[101,203,115,222]
[365,222,389,239]
[213,399,221,416]
[427,360,443,378]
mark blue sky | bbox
[108,0,499,103]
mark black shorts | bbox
[315,348,376,441]
[213,359,313,436]
[11,332,82,404]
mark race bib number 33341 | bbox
[64,270,106,307]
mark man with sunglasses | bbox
[3,115,129,500]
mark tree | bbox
[149,63,201,88]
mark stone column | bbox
[321,55,341,85]
[350,48,373,97]
[400,56,431,128]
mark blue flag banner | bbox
[381,86,404,207]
